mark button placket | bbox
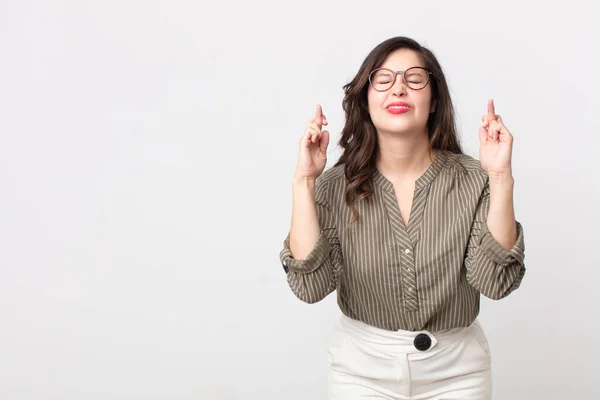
[401,244,418,312]
[378,180,420,312]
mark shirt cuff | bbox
[478,221,525,266]
[280,233,331,274]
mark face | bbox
[367,49,435,137]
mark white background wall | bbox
[1,1,599,399]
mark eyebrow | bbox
[378,66,426,70]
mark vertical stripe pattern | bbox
[280,150,526,332]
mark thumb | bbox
[319,130,330,154]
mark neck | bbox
[376,130,436,181]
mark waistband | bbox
[339,314,475,353]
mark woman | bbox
[279,36,525,399]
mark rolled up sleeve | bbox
[278,179,343,304]
[280,232,332,274]
[465,185,526,300]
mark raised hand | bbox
[295,104,330,180]
[479,99,514,177]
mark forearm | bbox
[289,176,321,260]
[486,172,518,252]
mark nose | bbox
[391,73,407,96]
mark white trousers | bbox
[328,315,492,400]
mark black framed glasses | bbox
[368,67,433,91]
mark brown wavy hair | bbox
[334,36,463,224]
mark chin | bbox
[376,122,419,135]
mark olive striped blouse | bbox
[279,150,525,332]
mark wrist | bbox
[488,171,514,186]
[293,175,316,189]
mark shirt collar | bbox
[372,149,448,191]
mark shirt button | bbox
[405,249,411,254]
[406,267,410,272]
[408,288,413,293]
